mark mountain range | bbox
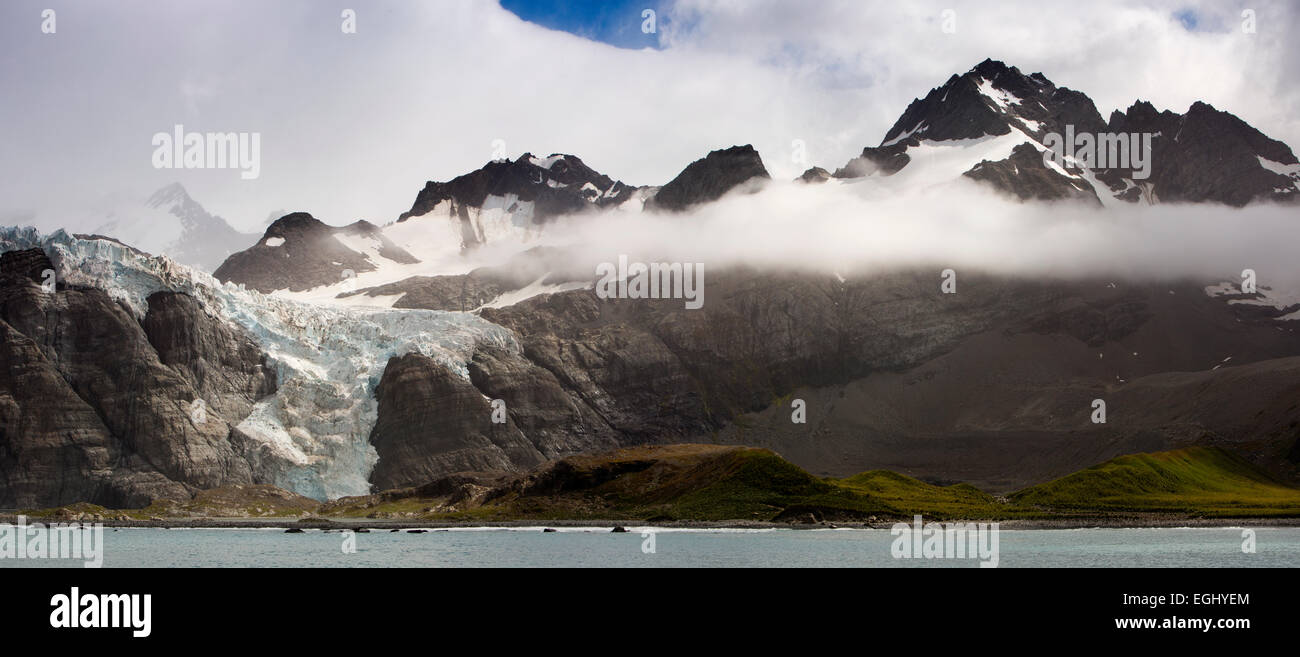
[2,60,1299,510]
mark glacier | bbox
[0,226,521,500]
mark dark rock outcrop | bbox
[467,345,622,459]
[797,167,832,183]
[399,153,635,224]
[141,291,278,423]
[1104,100,1300,206]
[367,353,545,490]
[833,144,911,178]
[0,248,55,284]
[0,318,178,508]
[472,270,1055,440]
[397,153,637,252]
[964,142,1102,205]
[647,145,770,211]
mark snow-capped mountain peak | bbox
[397,152,638,243]
[822,59,1300,208]
[56,183,261,273]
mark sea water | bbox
[1,527,1296,568]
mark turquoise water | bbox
[2,526,1296,567]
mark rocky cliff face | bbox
[0,247,277,508]
[367,352,544,490]
[141,290,278,423]
[701,279,1300,490]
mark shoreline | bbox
[4,514,1298,531]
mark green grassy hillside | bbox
[834,470,1003,518]
[1009,447,1300,517]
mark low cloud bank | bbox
[520,178,1300,291]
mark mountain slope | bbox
[212,212,418,293]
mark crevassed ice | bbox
[0,226,521,500]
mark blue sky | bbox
[500,0,668,49]
[1174,8,1200,30]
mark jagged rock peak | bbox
[649,144,771,212]
[398,152,636,223]
[879,59,1105,147]
[262,212,326,238]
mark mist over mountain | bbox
[24,183,259,273]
